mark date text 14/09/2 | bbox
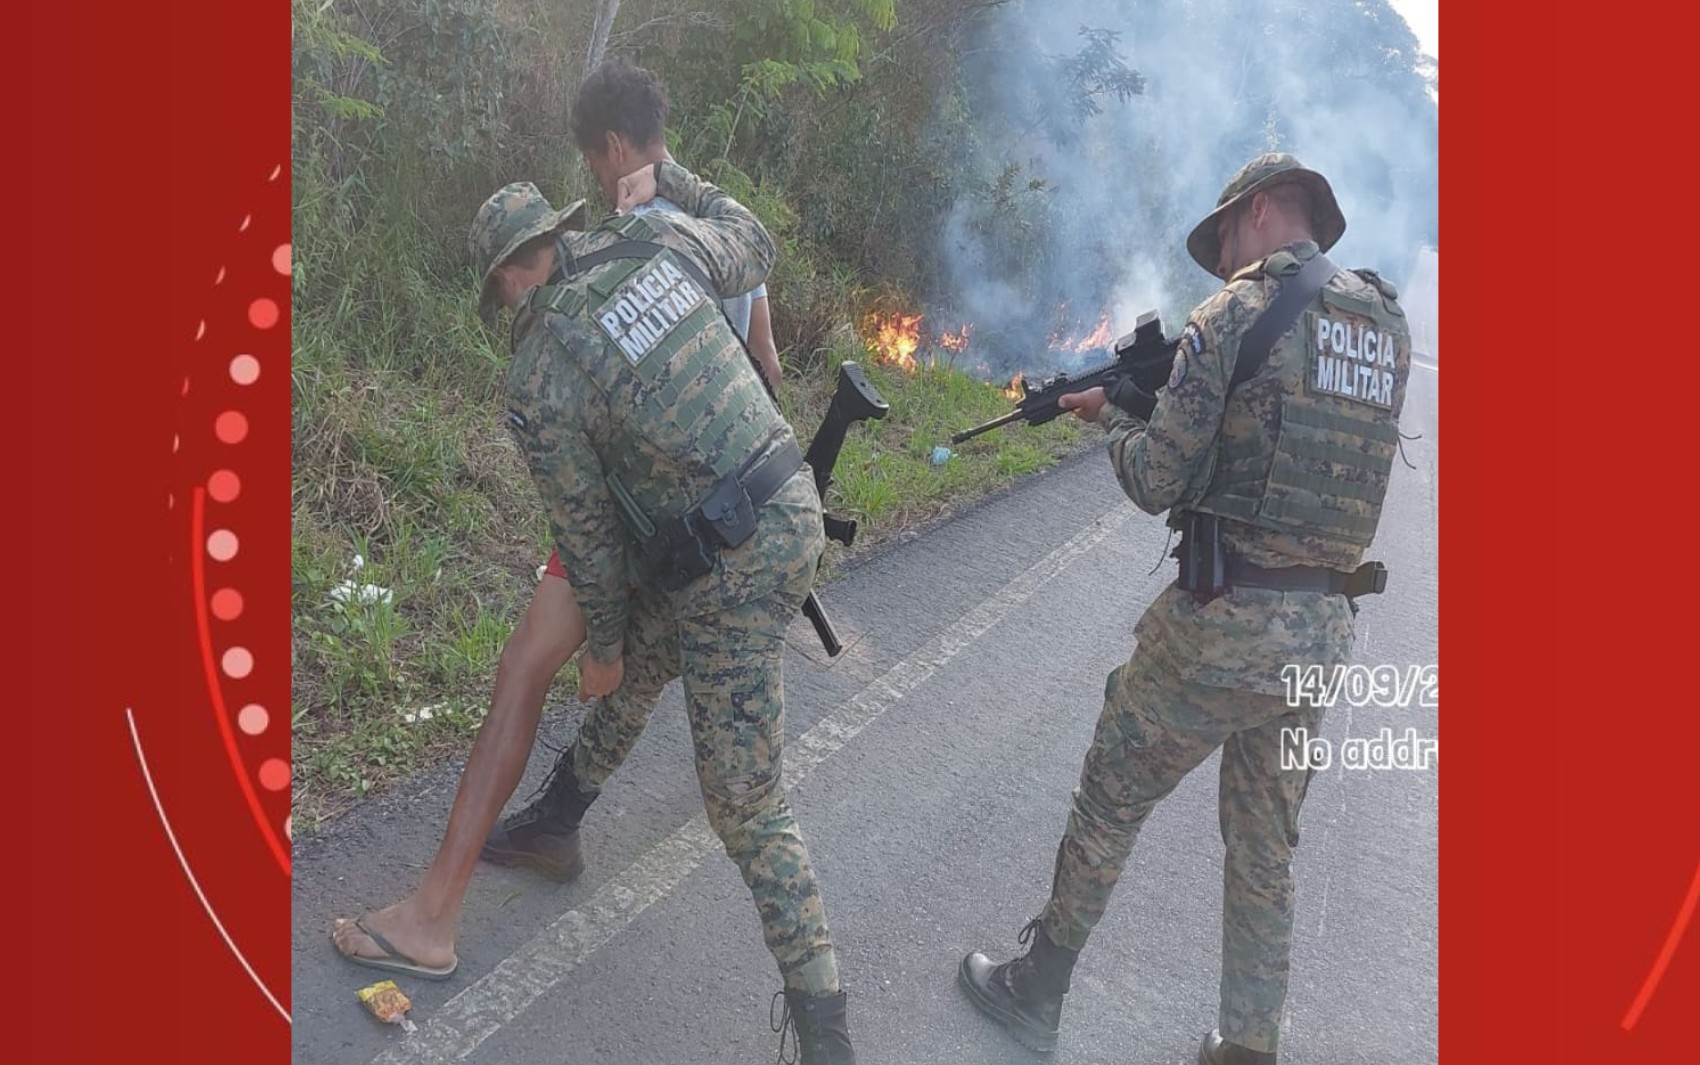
[1280,664,1437,709]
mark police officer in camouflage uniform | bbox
[470,160,855,1064]
[957,154,1411,1064]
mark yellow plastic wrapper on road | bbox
[356,979,416,1033]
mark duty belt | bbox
[1223,556,1388,600]
[644,437,805,592]
[689,437,804,539]
[1172,511,1388,605]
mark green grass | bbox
[788,341,1093,572]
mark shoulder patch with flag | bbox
[1170,323,1204,388]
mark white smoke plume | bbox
[934,0,1439,379]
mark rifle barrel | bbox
[950,407,1029,444]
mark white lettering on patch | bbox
[593,254,709,365]
[1310,313,1397,410]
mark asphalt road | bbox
[293,363,1439,1065]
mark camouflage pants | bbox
[1039,643,1323,1054]
[562,582,838,994]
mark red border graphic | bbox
[1623,860,1700,1031]
[8,2,1697,1063]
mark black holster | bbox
[644,517,718,592]
[641,438,803,592]
[1173,512,1227,605]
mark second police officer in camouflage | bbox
[957,153,1412,1065]
[470,159,855,1064]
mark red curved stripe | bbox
[1622,857,1700,1030]
[192,488,291,875]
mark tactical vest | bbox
[1182,251,1410,569]
[521,213,791,538]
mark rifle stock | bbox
[797,361,889,656]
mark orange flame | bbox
[863,311,923,373]
[1003,372,1025,400]
[938,324,972,353]
[1051,311,1114,353]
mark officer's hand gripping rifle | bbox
[798,361,889,656]
[950,311,1179,444]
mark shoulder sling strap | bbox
[1178,251,1343,529]
[1228,251,1340,391]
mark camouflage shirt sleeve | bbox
[651,159,775,299]
[506,319,630,661]
[1099,288,1244,515]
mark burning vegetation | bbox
[861,310,925,373]
[1049,312,1114,353]
[858,303,1120,405]
[938,324,972,353]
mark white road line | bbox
[371,503,1137,1064]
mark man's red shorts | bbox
[544,548,569,580]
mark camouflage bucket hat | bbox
[470,182,588,322]
[1186,152,1347,277]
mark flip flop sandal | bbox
[334,916,458,981]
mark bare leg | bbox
[332,573,586,969]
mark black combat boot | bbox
[771,988,856,1065]
[480,756,593,881]
[958,917,1080,1052]
[1197,1028,1276,1064]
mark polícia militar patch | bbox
[592,254,709,366]
[1306,309,1398,410]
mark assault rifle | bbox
[799,361,890,656]
[950,311,1179,444]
